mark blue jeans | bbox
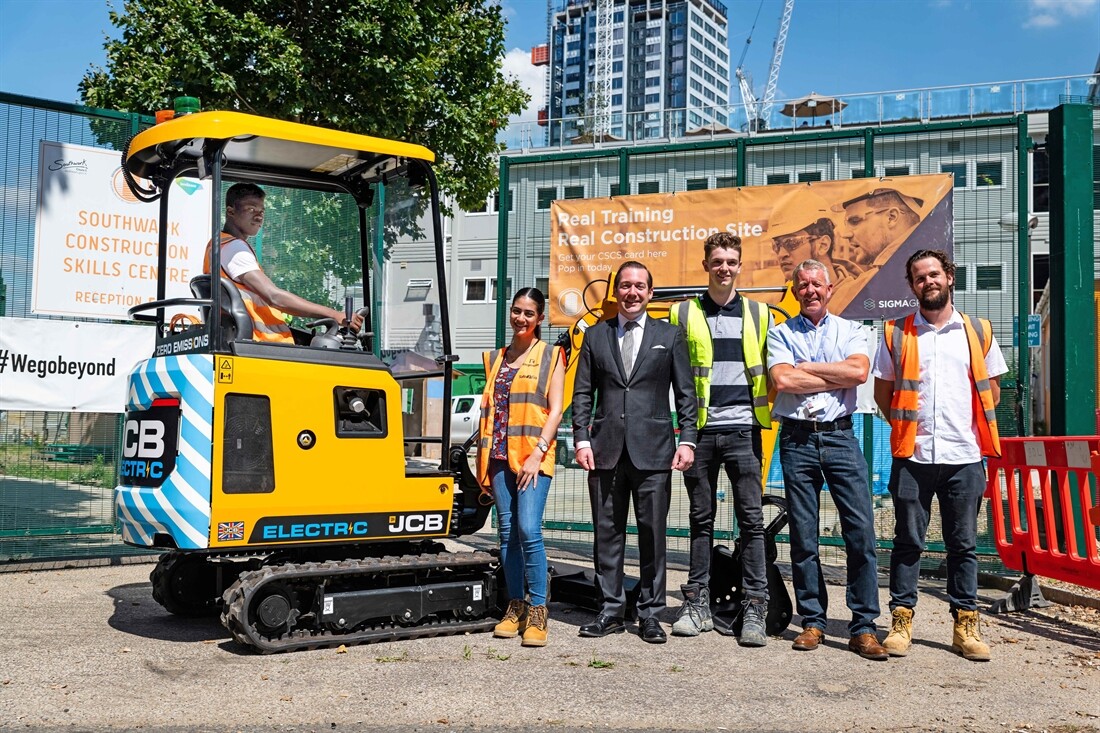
[490,458,551,606]
[780,425,880,636]
[887,459,986,613]
[683,428,767,599]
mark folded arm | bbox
[770,354,869,394]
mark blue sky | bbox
[2,0,1097,121]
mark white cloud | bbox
[1024,0,1098,28]
[501,47,546,122]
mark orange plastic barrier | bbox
[985,437,1100,590]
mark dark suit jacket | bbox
[572,315,697,471]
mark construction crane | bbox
[734,0,794,132]
[591,0,613,140]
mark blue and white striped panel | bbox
[115,354,214,549]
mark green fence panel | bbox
[0,94,153,563]
[0,93,372,564]
[499,118,1035,573]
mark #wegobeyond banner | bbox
[33,141,213,320]
[0,317,154,412]
[548,174,953,325]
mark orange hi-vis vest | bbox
[476,340,561,490]
[204,233,293,343]
[883,311,1001,459]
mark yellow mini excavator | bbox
[116,111,495,653]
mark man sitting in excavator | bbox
[204,183,364,343]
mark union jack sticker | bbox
[217,521,245,542]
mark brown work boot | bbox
[848,632,889,660]
[792,626,825,651]
[494,599,528,639]
[522,604,549,647]
[882,607,914,657]
[952,609,991,661]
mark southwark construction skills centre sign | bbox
[548,175,953,326]
[33,140,212,320]
[6,141,212,412]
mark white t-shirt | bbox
[873,308,1008,465]
[219,237,262,282]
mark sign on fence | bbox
[548,175,953,325]
[0,316,153,412]
[33,141,213,320]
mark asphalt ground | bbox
[1,547,1098,733]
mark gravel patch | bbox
[1,551,1099,733]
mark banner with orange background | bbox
[548,174,953,325]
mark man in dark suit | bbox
[572,261,698,643]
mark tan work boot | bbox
[522,604,549,647]
[951,609,991,661]
[494,599,528,638]
[882,607,914,657]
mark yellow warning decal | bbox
[217,357,233,384]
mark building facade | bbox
[385,92,1099,401]
[543,0,732,145]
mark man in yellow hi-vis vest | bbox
[667,232,773,646]
[873,249,1006,662]
[205,183,363,342]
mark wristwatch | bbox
[536,437,550,453]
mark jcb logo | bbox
[123,419,166,458]
[120,404,178,488]
[388,513,445,534]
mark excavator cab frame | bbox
[117,111,495,652]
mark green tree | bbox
[79,0,527,211]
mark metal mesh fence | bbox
[0,94,371,563]
[500,117,1032,573]
[0,95,149,563]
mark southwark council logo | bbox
[48,158,88,175]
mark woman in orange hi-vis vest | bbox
[872,249,1007,663]
[204,183,363,342]
[477,288,565,648]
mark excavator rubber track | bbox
[221,550,498,653]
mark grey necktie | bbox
[622,320,637,376]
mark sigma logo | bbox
[388,512,446,534]
[863,298,876,310]
[878,299,919,309]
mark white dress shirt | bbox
[617,313,646,368]
[873,307,1008,465]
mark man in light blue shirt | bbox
[767,259,886,660]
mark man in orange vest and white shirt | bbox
[873,249,1006,661]
[205,183,363,343]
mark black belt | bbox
[782,416,853,433]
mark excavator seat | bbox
[189,274,254,347]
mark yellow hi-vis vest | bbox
[670,295,771,429]
[204,233,293,343]
[883,311,1001,459]
[476,340,561,490]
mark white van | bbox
[450,395,480,445]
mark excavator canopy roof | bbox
[124,110,434,188]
